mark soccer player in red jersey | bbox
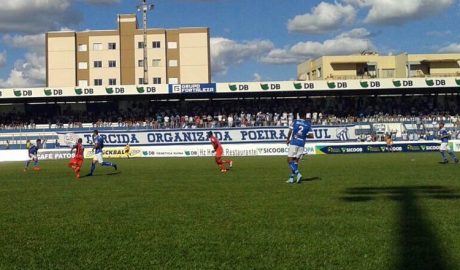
[68,138,84,179]
[207,131,233,173]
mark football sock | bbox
[90,163,96,174]
[25,161,30,168]
[448,151,458,161]
[101,161,113,167]
[289,161,299,174]
[34,160,38,167]
[441,151,448,161]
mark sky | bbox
[0,0,460,87]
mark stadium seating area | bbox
[1,95,459,129]
[1,95,459,148]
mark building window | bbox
[317,68,322,78]
[108,78,117,85]
[78,62,88,69]
[168,42,177,49]
[138,42,144,49]
[169,59,178,67]
[138,78,146,84]
[108,60,116,68]
[94,61,102,68]
[152,41,161,48]
[382,69,395,78]
[78,44,87,52]
[94,79,103,86]
[169,77,178,84]
[93,43,103,51]
[138,60,144,67]
[152,59,161,67]
[153,77,161,84]
[78,80,88,87]
[108,43,116,50]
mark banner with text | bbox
[2,141,459,162]
[168,83,217,94]
[1,77,459,99]
[57,126,357,147]
[216,78,460,93]
[0,84,168,99]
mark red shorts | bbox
[69,157,83,168]
[215,147,223,158]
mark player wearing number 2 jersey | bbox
[286,117,313,183]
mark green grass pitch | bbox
[1,153,460,270]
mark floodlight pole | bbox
[137,0,155,85]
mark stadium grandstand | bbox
[1,80,460,149]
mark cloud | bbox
[262,28,374,64]
[0,33,47,87]
[0,51,7,68]
[287,2,356,33]
[0,0,81,33]
[253,73,263,82]
[0,52,45,88]
[426,30,452,38]
[260,49,300,64]
[83,0,120,4]
[289,0,456,31]
[210,37,274,75]
[438,43,460,53]
[291,28,374,57]
[2,34,45,52]
[363,0,455,25]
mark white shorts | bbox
[440,142,448,151]
[29,154,37,161]
[288,145,304,159]
[93,152,104,163]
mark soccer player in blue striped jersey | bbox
[24,139,41,171]
[87,130,117,176]
[286,116,313,183]
[438,122,458,164]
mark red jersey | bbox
[74,143,84,158]
[210,135,222,150]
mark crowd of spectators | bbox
[1,95,460,130]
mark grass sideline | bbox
[0,153,459,269]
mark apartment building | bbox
[297,52,460,81]
[46,14,210,87]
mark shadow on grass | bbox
[303,176,321,182]
[80,171,121,178]
[341,186,459,270]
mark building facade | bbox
[297,53,460,81]
[46,14,210,87]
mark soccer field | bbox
[1,153,459,270]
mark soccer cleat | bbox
[439,161,449,164]
[220,169,227,173]
[286,178,294,184]
[229,161,233,168]
[296,173,302,183]
[23,168,27,172]
[86,173,93,177]
[455,159,459,164]
[76,173,80,179]
[114,164,118,170]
